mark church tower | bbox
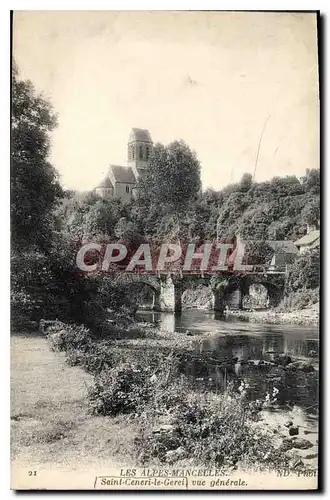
[127,128,153,179]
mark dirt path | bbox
[11,333,136,471]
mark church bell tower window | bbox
[139,145,144,160]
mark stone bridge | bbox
[123,271,286,313]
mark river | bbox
[137,309,319,430]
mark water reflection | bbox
[137,309,319,412]
[137,309,319,360]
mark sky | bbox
[13,11,319,191]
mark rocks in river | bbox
[274,354,292,366]
[291,437,314,450]
[289,457,305,469]
[285,450,304,469]
[289,426,299,437]
[165,446,186,463]
[303,453,318,460]
[285,448,300,459]
[280,434,313,452]
[286,361,315,373]
[280,438,294,452]
[153,424,177,434]
[266,367,285,380]
[284,420,293,428]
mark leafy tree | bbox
[11,63,63,252]
[300,198,320,227]
[114,217,145,247]
[238,173,253,192]
[302,169,320,194]
[61,196,128,240]
[287,248,320,292]
[137,140,201,209]
[244,240,274,266]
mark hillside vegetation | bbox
[11,64,320,330]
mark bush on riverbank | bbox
[88,363,154,416]
[276,288,319,313]
[47,323,92,353]
[136,379,287,469]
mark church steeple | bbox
[127,128,153,177]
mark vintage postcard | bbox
[11,10,320,491]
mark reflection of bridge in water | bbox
[139,309,319,360]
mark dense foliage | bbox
[137,141,201,209]
[244,240,274,265]
[11,64,63,252]
[286,248,320,292]
[59,169,320,246]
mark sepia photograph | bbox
[10,9,320,491]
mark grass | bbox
[11,333,138,469]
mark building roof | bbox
[271,252,296,268]
[310,238,320,249]
[110,165,136,184]
[295,230,320,247]
[128,128,152,144]
[266,240,299,255]
[96,176,113,189]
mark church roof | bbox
[128,128,152,144]
[97,176,113,188]
[110,165,136,184]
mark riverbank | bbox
[226,303,319,326]
[11,323,318,483]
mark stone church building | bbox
[95,128,152,201]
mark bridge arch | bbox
[223,274,285,309]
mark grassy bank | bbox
[11,333,139,469]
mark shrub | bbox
[277,288,319,312]
[78,341,116,374]
[47,329,67,352]
[136,380,288,469]
[46,323,92,352]
[87,363,153,416]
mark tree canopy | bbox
[11,64,63,252]
[137,140,201,209]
